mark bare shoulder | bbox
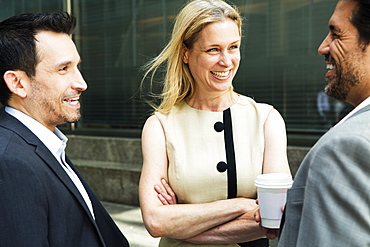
[142,114,162,135]
[265,108,286,130]
[144,114,160,126]
[141,114,166,151]
[267,108,284,121]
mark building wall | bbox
[66,135,309,206]
[0,0,349,146]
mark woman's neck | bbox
[186,91,239,112]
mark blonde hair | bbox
[142,0,242,114]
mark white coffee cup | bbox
[254,173,293,228]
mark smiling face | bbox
[183,19,241,97]
[318,0,370,105]
[25,31,87,131]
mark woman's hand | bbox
[154,179,177,205]
[254,200,281,240]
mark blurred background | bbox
[0,0,348,146]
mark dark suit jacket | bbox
[278,105,370,246]
[0,112,129,247]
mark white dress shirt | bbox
[334,96,370,128]
[5,106,95,219]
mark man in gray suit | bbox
[257,0,370,246]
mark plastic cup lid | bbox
[254,173,293,189]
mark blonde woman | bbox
[139,0,291,246]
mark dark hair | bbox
[351,0,370,50]
[0,12,76,106]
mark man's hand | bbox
[154,179,177,205]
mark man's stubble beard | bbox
[325,52,366,101]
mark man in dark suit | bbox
[256,1,370,246]
[0,12,129,246]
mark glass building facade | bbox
[0,0,350,146]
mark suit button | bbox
[217,161,227,172]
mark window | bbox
[0,0,63,17]
[0,0,353,145]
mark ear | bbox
[3,70,29,99]
[182,44,189,64]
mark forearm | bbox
[141,198,257,240]
[183,207,265,244]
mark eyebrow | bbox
[206,39,241,46]
[231,40,241,44]
[329,24,340,34]
[54,59,82,69]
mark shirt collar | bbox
[334,96,370,127]
[5,106,68,159]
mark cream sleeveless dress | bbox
[155,95,273,247]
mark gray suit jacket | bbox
[278,104,370,247]
[0,112,129,247]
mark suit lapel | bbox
[35,141,108,246]
[64,155,107,245]
[0,113,101,233]
[35,146,96,221]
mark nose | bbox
[71,69,87,91]
[318,33,331,55]
[219,51,233,67]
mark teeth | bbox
[212,71,229,77]
[65,97,79,105]
[326,64,335,70]
[68,101,79,105]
